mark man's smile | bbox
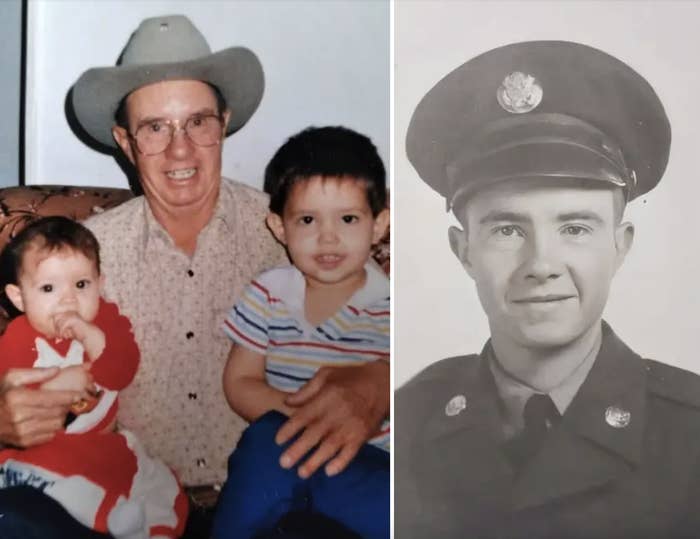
[511,294,577,304]
[166,167,197,181]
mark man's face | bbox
[112,79,230,215]
[5,246,102,339]
[267,176,389,289]
[450,180,633,350]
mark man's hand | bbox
[41,365,95,394]
[275,360,389,478]
[0,368,82,447]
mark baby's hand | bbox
[53,312,106,360]
[41,364,95,394]
[53,311,91,341]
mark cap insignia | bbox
[497,71,543,114]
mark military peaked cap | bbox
[406,41,671,209]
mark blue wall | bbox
[0,0,21,187]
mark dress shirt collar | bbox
[489,327,602,437]
[141,180,234,255]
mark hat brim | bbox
[445,112,632,207]
[71,46,264,148]
[448,141,629,210]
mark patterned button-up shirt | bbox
[85,178,286,485]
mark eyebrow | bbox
[556,211,605,225]
[287,204,370,214]
[134,108,219,129]
[478,210,605,225]
[478,211,529,225]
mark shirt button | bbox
[187,269,194,277]
[186,331,194,339]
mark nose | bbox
[521,232,562,284]
[318,221,339,244]
[59,287,78,306]
[164,124,195,159]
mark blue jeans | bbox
[213,411,389,539]
[0,486,110,539]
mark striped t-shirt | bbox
[223,263,390,451]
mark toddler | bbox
[213,126,390,539]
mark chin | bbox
[513,321,589,350]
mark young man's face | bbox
[112,79,230,217]
[267,176,389,288]
[450,179,633,350]
[5,246,103,338]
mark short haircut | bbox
[612,187,626,224]
[264,126,387,216]
[0,216,101,287]
[114,82,228,130]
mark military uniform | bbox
[397,41,695,538]
[396,323,700,538]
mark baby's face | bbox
[10,246,102,338]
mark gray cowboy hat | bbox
[71,14,264,148]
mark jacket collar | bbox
[420,322,648,512]
[512,322,647,510]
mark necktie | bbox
[505,393,560,471]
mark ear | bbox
[4,284,25,313]
[613,221,635,271]
[112,125,135,165]
[371,209,390,244]
[98,274,106,294]
[221,109,232,136]
[266,213,287,245]
[448,225,475,277]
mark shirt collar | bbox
[347,261,389,309]
[489,328,601,436]
[140,181,232,255]
[272,262,388,331]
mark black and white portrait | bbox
[395,2,700,538]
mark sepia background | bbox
[396,0,700,386]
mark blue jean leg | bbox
[212,411,389,539]
[310,442,389,539]
[213,411,306,539]
[0,486,110,539]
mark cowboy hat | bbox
[71,14,264,148]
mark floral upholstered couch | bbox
[0,184,391,334]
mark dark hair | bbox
[264,126,386,216]
[114,82,228,130]
[0,216,101,286]
[0,217,101,319]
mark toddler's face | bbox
[268,176,389,288]
[7,246,102,338]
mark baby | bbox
[0,216,187,539]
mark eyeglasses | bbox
[129,114,224,155]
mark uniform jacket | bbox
[396,323,700,539]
